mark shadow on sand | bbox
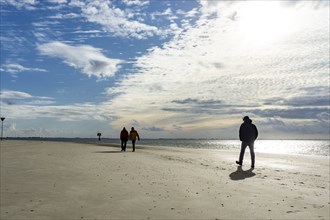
[94,151,122,153]
[229,166,256,181]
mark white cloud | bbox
[1,90,33,99]
[49,13,80,19]
[47,0,67,4]
[1,100,117,124]
[6,123,16,132]
[1,0,37,10]
[1,90,55,105]
[279,0,329,9]
[122,0,149,7]
[184,8,200,18]
[75,0,161,39]
[1,63,47,75]
[72,30,103,34]
[32,21,61,27]
[0,90,118,125]
[38,41,123,78]
[33,32,48,42]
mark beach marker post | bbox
[1,117,5,140]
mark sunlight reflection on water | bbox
[255,140,330,156]
[139,139,329,156]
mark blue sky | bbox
[0,0,329,139]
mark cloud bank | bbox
[102,1,329,138]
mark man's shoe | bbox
[251,165,255,169]
[236,161,242,166]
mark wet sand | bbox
[1,140,329,219]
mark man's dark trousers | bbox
[132,140,136,152]
[238,141,255,167]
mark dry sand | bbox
[1,140,329,220]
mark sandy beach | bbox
[1,140,329,220]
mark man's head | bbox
[243,116,250,121]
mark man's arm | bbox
[254,125,258,140]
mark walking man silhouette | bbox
[236,116,258,168]
[120,127,129,151]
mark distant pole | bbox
[1,117,5,140]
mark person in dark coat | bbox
[120,127,129,151]
[236,116,258,168]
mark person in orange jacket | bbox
[129,127,140,152]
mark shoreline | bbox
[2,138,329,157]
[1,140,329,219]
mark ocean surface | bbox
[7,138,330,157]
[138,139,330,156]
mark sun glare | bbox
[237,2,295,47]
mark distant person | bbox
[120,127,129,152]
[130,127,140,152]
[236,116,258,168]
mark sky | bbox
[0,0,329,139]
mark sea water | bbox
[137,139,330,156]
[6,138,329,156]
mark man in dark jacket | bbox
[236,116,258,168]
[120,127,129,151]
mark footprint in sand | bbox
[312,204,325,209]
[286,210,300,214]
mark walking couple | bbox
[120,127,140,152]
